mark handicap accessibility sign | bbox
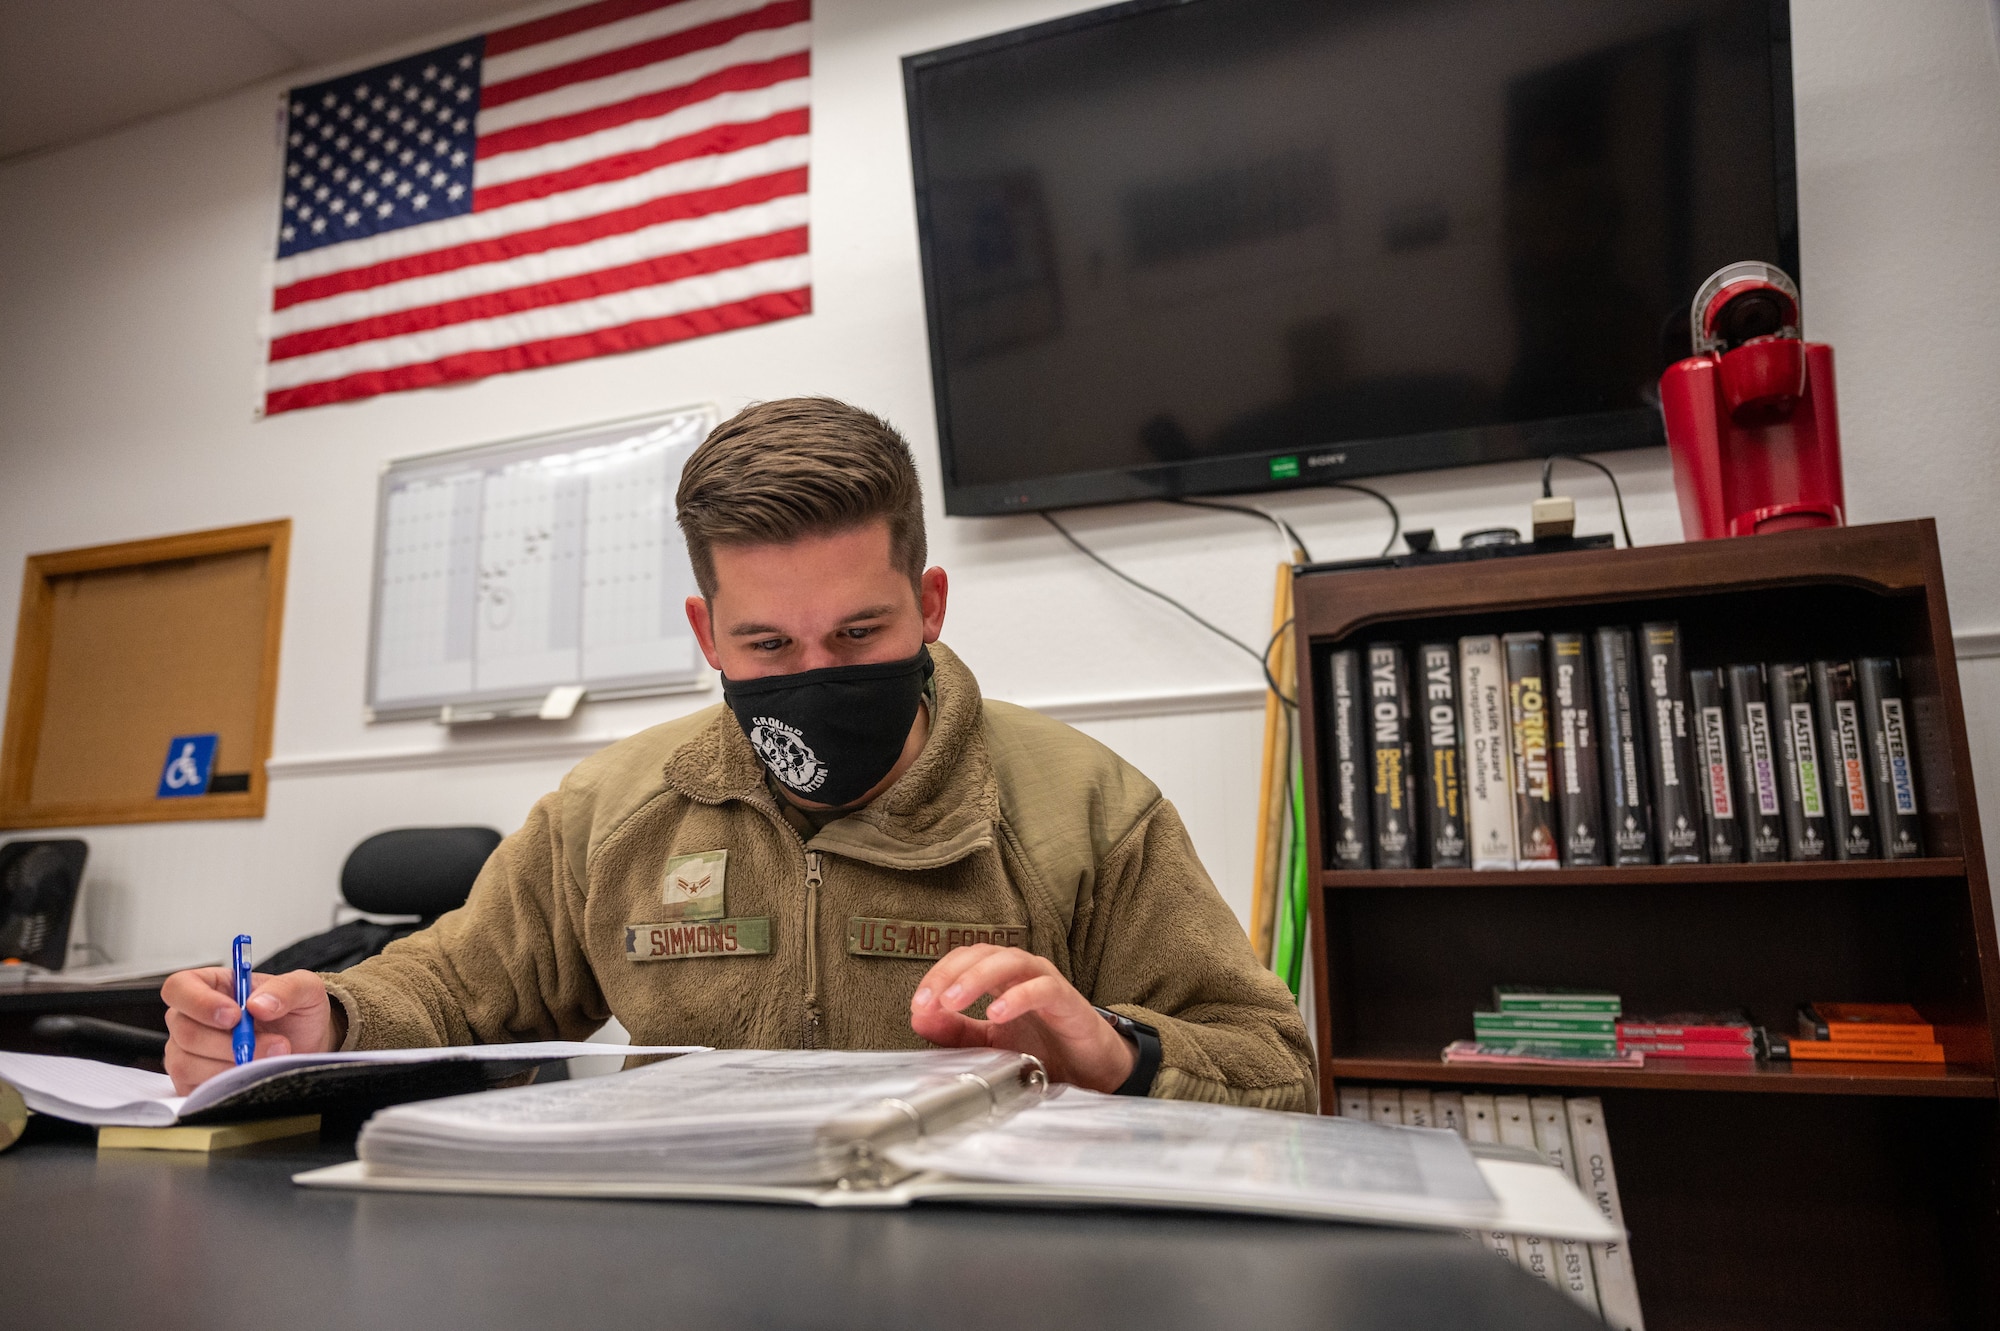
[157,734,218,798]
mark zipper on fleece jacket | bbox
[802,849,824,1048]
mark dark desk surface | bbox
[0,1116,1598,1331]
[0,976,170,1066]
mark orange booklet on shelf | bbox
[1798,1002,1935,1044]
[1785,1038,1945,1064]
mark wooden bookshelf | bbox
[1292,520,1997,1330]
[1323,856,1967,890]
[1326,1048,1997,1098]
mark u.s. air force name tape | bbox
[624,917,770,961]
[846,917,1028,960]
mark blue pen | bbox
[231,934,256,1065]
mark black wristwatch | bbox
[1093,1006,1162,1096]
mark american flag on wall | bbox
[261,0,811,415]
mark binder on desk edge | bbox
[1639,622,1703,864]
[1857,656,1925,859]
[1416,642,1470,868]
[1550,631,1605,866]
[1594,628,1653,865]
[1529,1096,1601,1315]
[1461,1092,1521,1265]
[1566,1097,1646,1331]
[1460,635,1518,870]
[1688,668,1740,863]
[1494,1095,1562,1289]
[1366,643,1418,869]
[1813,660,1877,860]
[1327,649,1373,869]
[1770,663,1831,862]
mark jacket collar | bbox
[663,641,998,872]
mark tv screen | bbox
[904,0,1797,516]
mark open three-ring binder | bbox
[295,1048,1616,1239]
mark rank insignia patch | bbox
[660,849,727,921]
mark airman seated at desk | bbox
[162,398,1315,1108]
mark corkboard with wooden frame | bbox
[0,520,290,829]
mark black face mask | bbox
[722,646,935,808]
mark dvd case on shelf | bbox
[1367,643,1418,869]
[1459,635,1518,870]
[1550,631,1605,866]
[1770,663,1831,861]
[1856,656,1925,858]
[1724,663,1787,860]
[1688,668,1741,863]
[1327,649,1373,869]
[1812,660,1877,859]
[1503,633,1560,868]
[1594,628,1654,865]
[1416,642,1470,868]
[1639,622,1702,864]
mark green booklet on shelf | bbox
[1492,986,1621,1014]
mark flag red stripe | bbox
[484,0,689,58]
[474,107,806,210]
[270,226,808,359]
[273,166,807,310]
[476,51,808,159]
[264,288,811,413]
[482,0,807,109]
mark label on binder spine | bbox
[1550,632,1605,866]
[1367,643,1418,869]
[1459,636,1517,870]
[1567,1096,1647,1331]
[1503,633,1560,867]
[1326,649,1373,869]
[1416,642,1469,867]
[1857,656,1924,858]
[1770,663,1830,861]
[1594,628,1653,864]
[1640,622,1702,863]
[1813,660,1876,859]
[1688,669,1740,863]
[1726,664,1786,860]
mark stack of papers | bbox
[359,1048,1042,1186]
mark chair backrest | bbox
[0,839,87,970]
[341,827,502,920]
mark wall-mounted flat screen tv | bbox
[904,0,1798,516]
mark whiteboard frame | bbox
[365,406,719,723]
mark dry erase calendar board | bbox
[367,406,718,721]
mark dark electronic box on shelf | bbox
[1290,521,1998,1331]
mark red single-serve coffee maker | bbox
[1659,261,1845,539]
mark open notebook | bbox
[0,1043,703,1127]
[296,1049,1615,1239]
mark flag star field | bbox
[262,0,813,415]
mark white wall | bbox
[2,0,1999,971]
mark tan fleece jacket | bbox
[324,643,1316,1110]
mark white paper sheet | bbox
[888,1088,1496,1219]
[0,1043,705,1127]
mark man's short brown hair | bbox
[676,397,927,599]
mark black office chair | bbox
[30,827,501,1062]
[258,826,503,973]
